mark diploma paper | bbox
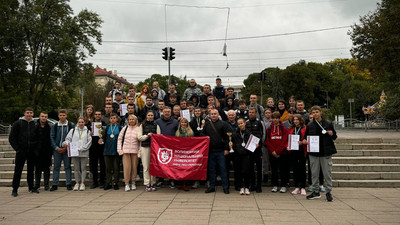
[68,142,79,157]
[120,104,128,116]
[92,122,102,137]
[288,134,300,150]
[245,135,260,152]
[180,109,191,122]
[307,136,320,153]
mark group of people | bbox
[9,78,337,202]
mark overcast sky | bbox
[70,0,380,87]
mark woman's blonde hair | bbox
[128,114,138,127]
[176,118,194,137]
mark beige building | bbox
[94,66,132,87]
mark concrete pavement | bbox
[1,186,399,224]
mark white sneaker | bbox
[245,188,250,195]
[131,184,137,190]
[240,188,245,195]
[79,184,85,191]
[73,183,79,191]
[280,187,287,193]
[125,184,130,192]
[271,186,278,192]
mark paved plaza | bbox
[1,186,400,225]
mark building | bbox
[94,66,132,87]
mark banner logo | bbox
[157,148,173,164]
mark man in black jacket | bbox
[305,106,337,202]
[34,112,52,191]
[201,109,230,194]
[9,107,38,197]
[246,107,264,193]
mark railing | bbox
[0,124,12,136]
[334,118,399,132]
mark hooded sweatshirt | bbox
[264,121,288,155]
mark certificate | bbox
[307,136,320,153]
[288,134,300,150]
[180,109,191,122]
[245,134,260,152]
[68,142,80,157]
[92,122,102,137]
[120,104,128,116]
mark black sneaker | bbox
[169,181,176,189]
[307,192,321,200]
[256,187,262,193]
[113,183,119,190]
[90,184,98,189]
[11,190,18,197]
[326,192,333,202]
[205,187,215,193]
[99,183,104,189]
[44,185,50,191]
[156,181,163,188]
[104,184,112,190]
[29,188,39,194]
[249,185,255,192]
[49,185,58,192]
[223,188,230,194]
[66,184,73,191]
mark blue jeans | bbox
[52,150,72,186]
[208,151,228,189]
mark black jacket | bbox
[305,118,337,156]
[9,118,38,155]
[35,121,53,167]
[201,119,230,152]
[232,128,251,155]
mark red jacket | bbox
[288,126,307,156]
[264,122,288,155]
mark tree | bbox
[137,74,190,98]
[349,0,400,93]
[0,0,102,122]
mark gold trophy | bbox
[98,125,104,145]
[227,132,234,153]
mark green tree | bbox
[0,0,102,122]
[349,0,400,93]
[137,74,190,98]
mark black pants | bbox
[269,154,290,187]
[306,154,324,185]
[104,155,119,185]
[292,151,306,188]
[234,154,250,188]
[249,150,263,189]
[225,153,237,188]
[12,151,35,191]
[90,142,106,185]
[34,150,52,188]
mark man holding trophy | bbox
[89,110,107,189]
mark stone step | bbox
[335,138,383,144]
[0,145,13,151]
[0,158,14,164]
[334,164,400,172]
[0,164,91,171]
[335,143,400,150]
[336,150,400,157]
[0,170,125,179]
[332,157,400,164]
[333,180,400,188]
[332,172,400,180]
[0,179,142,187]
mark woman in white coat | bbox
[63,117,92,191]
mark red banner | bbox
[150,134,209,180]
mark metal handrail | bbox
[0,124,12,136]
[334,118,399,131]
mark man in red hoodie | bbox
[264,112,289,193]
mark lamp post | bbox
[348,98,354,127]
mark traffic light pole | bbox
[168,57,171,85]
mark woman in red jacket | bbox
[288,114,307,195]
[264,112,289,193]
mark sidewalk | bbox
[0,187,399,224]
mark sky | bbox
[70,0,381,87]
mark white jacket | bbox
[63,126,92,157]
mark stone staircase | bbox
[1,137,400,187]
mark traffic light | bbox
[162,47,168,60]
[169,47,175,60]
[259,71,266,81]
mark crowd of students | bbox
[9,78,337,202]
